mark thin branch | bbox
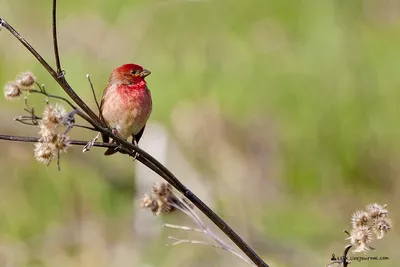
[30,89,76,110]
[0,134,116,148]
[52,0,62,74]
[86,74,100,112]
[342,245,352,267]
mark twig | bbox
[86,74,100,112]
[52,0,62,75]
[0,134,116,148]
[342,245,352,267]
[30,89,76,110]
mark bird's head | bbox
[109,63,151,85]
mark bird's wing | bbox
[99,84,113,143]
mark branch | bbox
[86,74,100,112]
[0,15,268,267]
[52,0,62,74]
[0,134,116,148]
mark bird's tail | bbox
[104,147,118,156]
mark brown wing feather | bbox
[100,84,111,144]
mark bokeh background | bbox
[1,0,399,266]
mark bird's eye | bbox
[131,70,139,75]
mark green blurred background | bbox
[0,0,399,266]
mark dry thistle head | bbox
[152,182,173,197]
[351,210,370,228]
[38,121,56,142]
[140,182,178,215]
[347,226,373,253]
[42,103,68,128]
[51,134,71,153]
[366,203,388,219]
[140,194,159,214]
[16,71,36,89]
[346,203,392,254]
[34,142,56,165]
[372,217,392,239]
[4,82,21,100]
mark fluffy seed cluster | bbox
[347,203,392,253]
[3,71,36,100]
[140,183,178,215]
[34,104,71,165]
[41,103,68,129]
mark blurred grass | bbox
[1,0,400,266]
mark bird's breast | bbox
[102,84,152,139]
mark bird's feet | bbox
[114,143,123,152]
[132,138,139,161]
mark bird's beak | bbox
[140,69,151,78]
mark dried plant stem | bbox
[163,223,204,233]
[167,196,255,266]
[0,8,268,266]
[167,236,221,248]
[86,74,100,112]
[167,236,255,266]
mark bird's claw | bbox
[132,151,139,161]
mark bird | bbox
[99,63,152,156]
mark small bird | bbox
[100,63,152,156]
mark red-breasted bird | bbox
[100,63,152,155]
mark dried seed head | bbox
[347,226,373,253]
[140,194,159,214]
[42,103,68,128]
[38,121,56,142]
[16,72,36,89]
[140,183,177,215]
[152,182,173,198]
[4,82,21,100]
[52,134,71,153]
[353,242,373,254]
[366,203,388,219]
[372,218,392,239]
[156,197,174,215]
[351,210,370,229]
[34,142,56,165]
